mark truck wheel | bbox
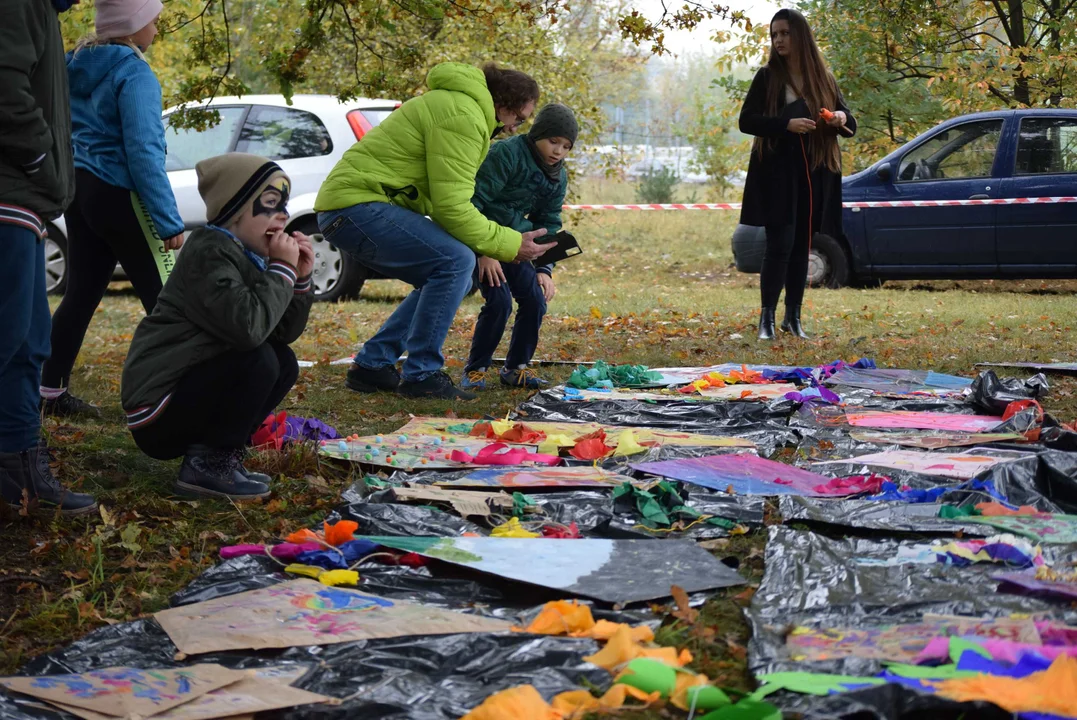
[808,233,850,289]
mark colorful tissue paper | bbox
[449,443,562,466]
[219,542,322,561]
[935,654,1077,717]
[294,538,379,570]
[491,517,540,538]
[932,534,1045,568]
[812,474,887,496]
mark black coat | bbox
[738,67,855,238]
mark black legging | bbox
[42,169,175,390]
[131,342,299,460]
[760,167,814,310]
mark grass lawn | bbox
[2,179,1075,711]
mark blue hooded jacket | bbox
[66,44,183,238]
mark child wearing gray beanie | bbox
[462,103,579,391]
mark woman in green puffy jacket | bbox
[315,62,549,400]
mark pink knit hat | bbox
[95,0,163,41]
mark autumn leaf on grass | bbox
[732,586,757,606]
[590,306,602,319]
[670,585,699,624]
[725,637,748,661]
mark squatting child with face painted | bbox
[121,153,315,500]
[461,103,578,390]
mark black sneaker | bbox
[397,371,477,400]
[345,363,401,393]
[0,444,98,516]
[230,448,272,484]
[176,446,270,501]
[41,391,102,419]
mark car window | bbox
[164,106,247,172]
[897,119,1003,182]
[361,109,394,127]
[235,106,333,160]
[1016,118,1077,175]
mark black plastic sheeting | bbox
[747,527,1077,676]
[748,527,1077,718]
[0,618,606,720]
[2,546,669,720]
[512,389,792,432]
[968,370,1049,415]
[338,472,765,541]
[771,682,1017,720]
[779,496,992,536]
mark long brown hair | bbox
[758,8,841,172]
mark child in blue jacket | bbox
[40,0,185,419]
[462,104,577,389]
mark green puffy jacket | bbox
[315,63,522,262]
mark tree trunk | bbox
[1049,0,1063,105]
[1007,0,1031,105]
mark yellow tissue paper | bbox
[283,563,324,579]
[491,517,541,538]
[612,430,647,456]
[318,569,359,586]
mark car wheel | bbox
[288,217,366,302]
[808,233,850,289]
[44,225,68,295]
[731,224,765,273]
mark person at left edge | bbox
[0,0,98,517]
[121,153,314,501]
[42,0,186,419]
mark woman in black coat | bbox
[739,8,856,340]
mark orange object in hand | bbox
[819,107,835,122]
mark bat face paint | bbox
[254,178,291,218]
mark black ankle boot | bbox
[176,445,270,501]
[758,307,777,341]
[0,444,97,516]
[781,305,809,338]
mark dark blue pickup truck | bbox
[732,109,1077,287]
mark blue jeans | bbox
[0,225,51,453]
[465,261,547,372]
[318,203,476,382]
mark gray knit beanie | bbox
[528,104,578,147]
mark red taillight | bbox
[347,109,373,140]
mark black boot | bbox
[0,444,97,516]
[230,448,272,484]
[176,445,270,501]
[758,307,777,341]
[780,305,809,338]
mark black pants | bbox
[131,342,298,460]
[760,169,814,310]
[42,169,175,390]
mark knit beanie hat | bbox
[196,153,291,227]
[95,0,163,41]
[528,103,579,147]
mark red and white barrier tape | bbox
[563,196,1077,211]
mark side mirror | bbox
[876,163,892,182]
